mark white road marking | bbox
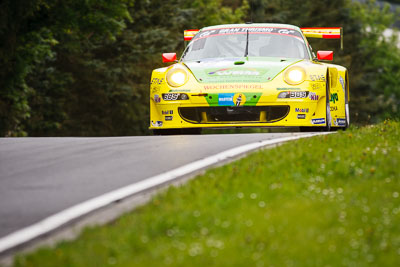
[0,132,330,253]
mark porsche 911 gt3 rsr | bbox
[149,23,350,134]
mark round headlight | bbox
[166,68,188,87]
[284,66,306,85]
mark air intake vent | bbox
[179,106,289,124]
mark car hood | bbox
[183,57,303,83]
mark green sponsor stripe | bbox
[243,92,262,106]
[204,93,262,106]
[205,94,219,106]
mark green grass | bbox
[14,121,400,267]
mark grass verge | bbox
[14,121,400,267]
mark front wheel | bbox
[324,78,332,131]
[344,75,350,130]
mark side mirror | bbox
[162,53,177,63]
[317,51,333,61]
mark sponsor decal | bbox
[154,94,161,103]
[330,106,338,111]
[199,29,216,38]
[218,93,234,106]
[330,93,339,104]
[151,78,163,94]
[203,84,263,90]
[295,108,309,113]
[218,93,246,106]
[151,78,164,85]
[310,82,324,90]
[308,92,319,100]
[194,27,303,41]
[309,74,326,81]
[339,76,345,93]
[278,29,296,35]
[162,110,173,115]
[311,118,326,125]
[290,91,307,98]
[205,93,261,106]
[297,114,306,119]
[335,118,346,126]
[162,93,179,101]
[151,121,163,127]
[151,86,160,94]
[165,116,173,121]
[278,91,308,99]
[233,93,246,106]
[208,68,260,76]
[161,93,189,101]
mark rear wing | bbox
[301,27,343,49]
[183,27,344,49]
[184,29,199,41]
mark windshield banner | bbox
[194,27,303,40]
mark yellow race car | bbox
[149,23,349,134]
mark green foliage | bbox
[46,0,248,136]
[0,1,55,136]
[13,121,400,266]
[0,0,132,136]
[247,0,349,26]
[350,0,400,122]
[0,0,247,136]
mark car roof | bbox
[200,23,301,32]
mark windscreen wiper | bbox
[244,29,249,57]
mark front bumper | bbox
[149,99,327,129]
[179,106,290,123]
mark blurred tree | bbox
[0,0,132,136]
[385,0,400,4]
[0,0,247,136]
[24,0,248,136]
[349,0,400,121]
[0,0,55,136]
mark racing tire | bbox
[344,75,350,130]
[323,72,332,132]
[300,72,331,132]
[332,75,349,131]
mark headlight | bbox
[166,68,188,87]
[284,66,306,85]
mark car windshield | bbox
[182,27,310,61]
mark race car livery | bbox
[149,23,350,134]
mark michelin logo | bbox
[336,118,346,126]
[311,118,326,125]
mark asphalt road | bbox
[0,132,310,239]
